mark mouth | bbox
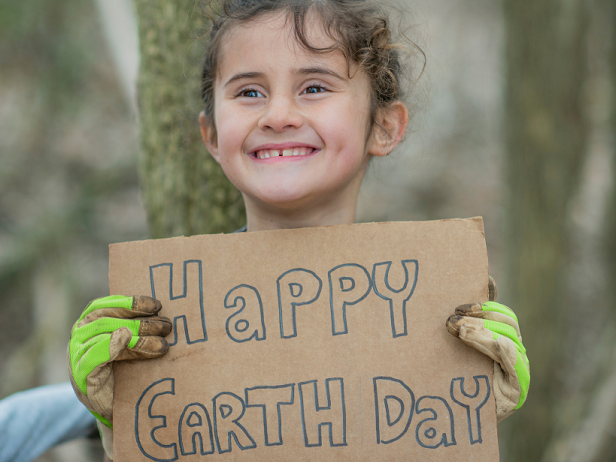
[250,146,318,160]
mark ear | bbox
[367,101,408,157]
[199,111,220,163]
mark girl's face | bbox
[203,13,405,219]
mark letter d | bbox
[373,377,415,445]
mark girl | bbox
[68,0,529,459]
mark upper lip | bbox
[248,142,320,154]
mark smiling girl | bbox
[198,2,408,229]
[68,1,529,459]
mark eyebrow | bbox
[223,72,266,88]
[294,67,347,81]
[223,67,346,88]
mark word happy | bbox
[149,259,419,346]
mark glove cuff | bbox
[98,420,114,460]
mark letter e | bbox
[135,378,178,461]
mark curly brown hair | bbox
[200,0,424,137]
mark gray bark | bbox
[135,0,245,238]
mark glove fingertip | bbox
[138,336,169,356]
[488,276,497,302]
[133,295,162,314]
[446,315,463,337]
[454,302,482,316]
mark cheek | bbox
[215,108,250,156]
[318,101,372,157]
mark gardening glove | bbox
[68,295,172,459]
[446,278,529,422]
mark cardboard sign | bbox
[110,218,498,461]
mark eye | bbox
[302,85,327,95]
[237,88,265,98]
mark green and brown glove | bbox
[68,295,172,458]
[446,278,530,422]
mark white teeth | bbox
[255,147,316,159]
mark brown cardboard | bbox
[110,218,498,461]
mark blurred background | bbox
[0,0,614,460]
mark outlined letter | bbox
[277,269,322,339]
[373,377,415,445]
[372,260,418,337]
[450,375,491,445]
[178,403,214,456]
[213,392,257,454]
[298,378,347,447]
[150,260,206,346]
[415,396,456,449]
[135,378,178,462]
[328,263,372,335]
[224,285,266,343]
[245,384,295,446]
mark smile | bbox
[253,147,316,160]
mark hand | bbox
[68,295,172,458]
[446,278,530,422]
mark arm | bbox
[0,382,97,462]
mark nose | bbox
[258,93,303,132]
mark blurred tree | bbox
[0,0,144,397]
[606,0,616,304]
[501,0,590,460]
[0,0,145,459]
[134,0,245,238]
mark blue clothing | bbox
[0,382,96,462]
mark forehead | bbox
[217,12,349,81]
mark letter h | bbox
[150,260,207,346]
[298,378,347,448]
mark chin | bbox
[251,185,324,211]
[257,193,311,210]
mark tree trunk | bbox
[134,0,245,238]
[501,0,590,460]
[605,0,616,289]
